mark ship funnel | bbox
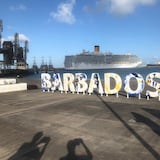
[94,45,100,54]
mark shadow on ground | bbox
[59,138,93,160]
[132,112,160,136]
[143,108,160,120]
[27,84,39,90]
[8,131,50,160]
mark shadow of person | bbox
[132,112,160,136]
[8,131,50,160]
[142,108,160,120]
[59,138,93,160]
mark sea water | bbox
[26,66,160,80]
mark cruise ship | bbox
[64,46,142,69]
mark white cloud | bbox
[19,34,30,42]
[6,34,30,42]
[9,4,27,11]
[50,0,76,24]
[96,0,156,15]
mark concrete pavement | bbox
[0,89,160,160]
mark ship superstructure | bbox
[64,46,142,69]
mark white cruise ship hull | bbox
[65,62,142,70]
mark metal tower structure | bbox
[24,40,29,63]
[48,57,54,71]
[14,32,20,59]
[33,57,36,64]
[0,20,30,70]
[0,19,3,49]
[32,57,39,73]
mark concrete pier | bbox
[0,84,160,159]
[0,78,27,93]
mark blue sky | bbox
[0,0,160,67]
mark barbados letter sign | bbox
[41,72,160,101]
